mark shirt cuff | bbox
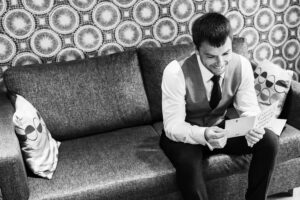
[190,125,208,146]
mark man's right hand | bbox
[204,126,228,149]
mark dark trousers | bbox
[159,128,279,200]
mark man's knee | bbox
[256,131,279,156]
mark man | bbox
[160,12,279,200]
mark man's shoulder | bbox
[176,51,197,66]
[232,52,251,65]
[230,53,252,71]
[164,60,182,76]
[164,52,196,74]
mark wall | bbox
[0,0,300,80]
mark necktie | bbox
[210,75,222,109]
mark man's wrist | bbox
[190,126,207,145]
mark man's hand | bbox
[204,126,228,149]
[245,128,265,147]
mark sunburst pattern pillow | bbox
[13,95,60,179]
[254,59,293,117]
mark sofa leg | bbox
[287,189,294,196]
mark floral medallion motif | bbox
[282,39,300,61]
[98,43,124,56]
[22,0,54,14]
[153,18,178,43]
[3,9,35,39]
[253,42,273,63]
[115,21,142,47]
[49,6,79,34]
[12,52,41,66]
[56,48,84,62]
[68,0,97,11]
[0,34,16,63]
[133,0,159,26]
[30,29,62,57]
[268,24,288,47]
[93,2,121,30]
[170,0,195,23]
[74,25,103,52]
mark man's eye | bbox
[223,51,231,56]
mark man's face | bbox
[198,37,232,76]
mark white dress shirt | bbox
[162,53,261,145]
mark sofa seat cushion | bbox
[153,121,164,136]
[152,121,300,180]
[27,126,177,200]
[277,124,300,162]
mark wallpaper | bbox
[0,0,300,80]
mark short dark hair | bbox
[192,12,233,48]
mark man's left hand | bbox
[245,128,265,147]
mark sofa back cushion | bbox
[4,51,152,140]
[138,38,249,122]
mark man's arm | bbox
[234,55,264,147]
[162,60,207,145]
[233,55,261,117]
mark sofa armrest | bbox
[0,91,29,200]
[281,80,300,130]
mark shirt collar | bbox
[195,53,225,83]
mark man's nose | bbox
[216,56,225,66]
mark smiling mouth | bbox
[214,65,224,69]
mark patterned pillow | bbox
[254,59,293,117]
[13,95,60,179]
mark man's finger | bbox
[253,128,265,135]
[212,126,226,133]
[246,133,260,145]
[249,130,263,140]
[210,131,225,139]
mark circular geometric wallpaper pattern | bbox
[0,0,299,81]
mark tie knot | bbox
[211,75,220,83]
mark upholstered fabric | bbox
[1,39,300,200]
[27,126,177,200]
[267,158,300,195]
[231,38,249,59]
[284,80,300,130]
[0,92,29,200]
[276,124,300,162]
[153,122,164,136]
[205,158,300,200]
[138,44,195,121]
[4,51,152,140]
[138,38,249,122]
[13,95,60,179]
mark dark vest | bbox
[179,52,242,127]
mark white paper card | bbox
[225,116,256,138]
[254,102,278,130]
[225,102,285,138]
[264,118,287,136]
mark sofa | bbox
[1,38,300,200]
